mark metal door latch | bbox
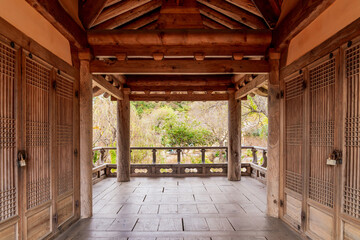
[326,150,342,166]
[17,150,27,167]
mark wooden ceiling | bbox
[79,0,282,31]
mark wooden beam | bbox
[88,29,272,57]
[93,0,152,26]
[125,75,233,91]
[91,59,270,74]
[122,11,160,29]
[140,21,158,30]
[80,0,108,29]
[92,75,123,100]
[129,93,229,101]
[251,0,280,28]
[274,0,335,48]
[198,3,248,29]
[197,0,267,29]
[88,29,271,46]
[93,0,161,30]
[235,74,267,99]
[25,0,87,48]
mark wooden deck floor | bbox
[56,177,300,240]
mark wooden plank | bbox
[91,59,270,74]
[202,16,228,29]
[197,0,267,29]
[25,0,87,48]
[93,0,153,26]
[273,0,335,48]
[235,74,267,99]
[129,93,229,101]
[198,3,247,29]
[251,0,280,28]
[93,75,123,100]
[225,0,262,17]
[93,0,162,30]
[79,0,108,29]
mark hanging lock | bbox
[326,150,342,166]
[17,150,27,167]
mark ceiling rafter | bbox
[120,9,161,29]
[80,0,108,29]
[251,0,280,28]
[93,0,152,27]
[93,0,161,30]
[197,3,248,29]
[225,0,262,17]
[201,15,228,29]
[196,0,267,29]
[140,21,158,30]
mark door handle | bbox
[17,150,27,167]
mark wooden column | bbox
[228,90,241,181]
[267,49,281,218]
[116,91,130,182]
[79,49,93,218]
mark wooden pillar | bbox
[267,49,281,218]
[79,49,93,218]
[228,90,241,181]
[116,91,130,182]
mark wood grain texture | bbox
[227,91,241,181]
[116,94,131,182]
[79,51,93,218]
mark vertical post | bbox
[117,90,130,182]
[177,149,181,164]
[99,148,105,165]
[267,49,281,218]
[228,90,241,181]
[262,150,268,168]
[79,49,92,218]
[252,148,258,165]
[152,149,157,164]
[201,149,206,164]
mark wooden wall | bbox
[0,17,80,240]
[280,18,360,240]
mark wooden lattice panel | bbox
[56,73,74,195]
[0,40,17,222]
[25,55,51,209]
[343,43,360,219]
[285,74,304,195]
[309,57,336,208]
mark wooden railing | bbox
[92,146,267,184]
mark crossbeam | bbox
[91,59,270,74]
[92,75,123,100]
[235,74,267,99]
[129,93,229,101]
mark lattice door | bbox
[56,72,74,197]
[343,42,360,220]
[0,39,17,223]
[24,54,52,209]
[308,57,336,209]
[283,72,305,226]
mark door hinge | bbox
[52,81,57,90]
[53,213,58,224]
[74,149,78,157]
[280,200,284,207]
[75,200,79,208]
[302,81,307,90]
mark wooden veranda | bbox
[0,0,360,239]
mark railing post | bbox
[177,149,181,164]
[152,149,157,164]
[225,148,228,162]
[99,148,105,164]
[201,149,206,164]
[262,150,267,168]
[252,148,258,165]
